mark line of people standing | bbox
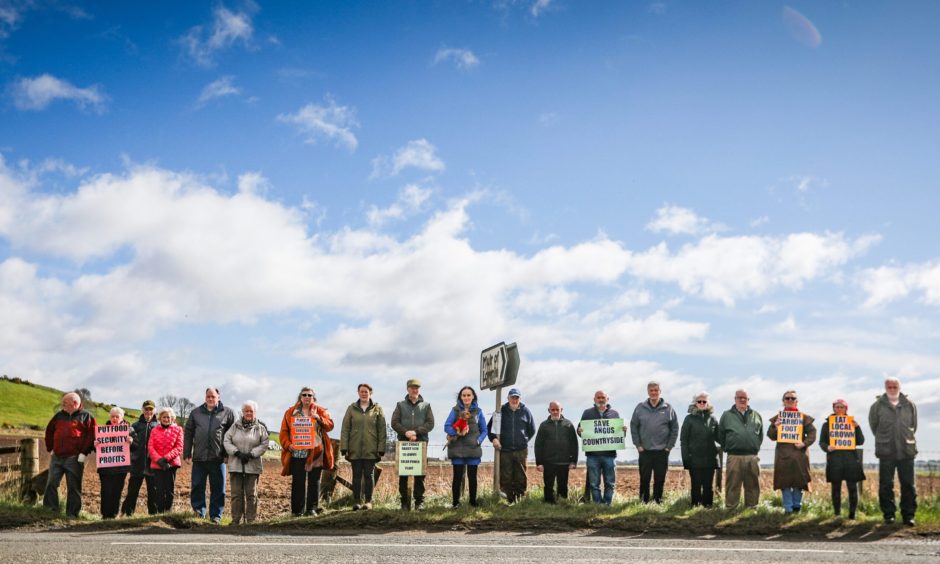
[40,377,919,526]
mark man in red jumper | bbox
[43,391,97,517]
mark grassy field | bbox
[0,379,140,431]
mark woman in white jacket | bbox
[223,401,270,524]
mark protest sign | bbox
[776,411,804,444]
[95,424,131,468]
[291,416,313,450]
[828,415,856,450]
[397,441,426,476]
[578,418,626,452]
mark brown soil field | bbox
[3,435,939,520]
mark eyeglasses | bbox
[783,396,797,401]
[301,393,313,397]
[696,400,708,404]
[735,396,748,400]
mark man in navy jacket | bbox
[488,388,535,503]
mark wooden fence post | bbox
[19,438,38,504]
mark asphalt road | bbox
[1,531,938,563]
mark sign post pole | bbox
[480,341,520,501]
[493,386,502,498]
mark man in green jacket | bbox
[391,378,434,510]
[717,389,763,508]
[869,377,918,526]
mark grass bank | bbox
[4,489,938,539]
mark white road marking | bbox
[110,541,844,554]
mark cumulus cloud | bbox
[860,261,940,308]
[195,75,240,107]
[433,47,480,70]
[366,184,432,227]
[530,0,552,17]
[370,139,445,178]
[11,74,107,112]
[277,97,359,151]
[626,232,881,305]
[645,205,724,236]
[179,4,255,67]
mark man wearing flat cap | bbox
[391,378,434,510]
[487,388,536,504]
[122,399,160,516]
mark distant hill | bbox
[0,376,141,432]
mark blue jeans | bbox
[586,455,616,505]
[782,487,803,512]
[191,460,226,519]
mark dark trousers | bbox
[289,458,322,514]
[122,473,158,516]
[879,458,917,520]
[831,480,859,516]
[399,475,426,507]
[452,464,478,506]
[688,467,715,507]
[99,472,128,519]
[351,459,376,503]
[153,467,177,513]
[542,464,570,503]
[498,449,528,502]
[639,450,669,503]
[43,454,84,517]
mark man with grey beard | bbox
[869,377,918,526]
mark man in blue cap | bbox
[487,387,535,504]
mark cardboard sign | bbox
[95,424,131,468]
[578,418,626,452]
[397,441,426,476]
[776,411,804,444]
[291,416,314,450]
[828,415,856,450]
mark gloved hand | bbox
[157,457,170,470]
[77,453,87,464]
[341,449,348,458]
[238,451,252,464]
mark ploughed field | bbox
[3,435,937,521]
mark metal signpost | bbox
[480,342,520,498]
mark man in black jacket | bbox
[869,377,918,526]
[121,400,159,516]
[534,401,578,503]
[184,388,235,524]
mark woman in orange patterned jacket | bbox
[280,387,335,516]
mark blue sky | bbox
[1,1,939,461]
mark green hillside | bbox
[0,378,140,431]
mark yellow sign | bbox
[828,415,856,450]
[777,411,803,444]
[397,441,426,476]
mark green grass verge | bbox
[4,489,938,537]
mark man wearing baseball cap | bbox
[122,400,160,516]
[391,379,434,510]
[487,388,535,504]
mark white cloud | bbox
[277,97,359,151]
[366,184,432,227]
[647,2,667,15]
[538,112,558,127]
[196,76,240,107]
[750,215,769,228]
[433,47,480,70]
[530,0,552,17]
[860,261,940,308]
[626,232,880,305]
[771,313,798,335]
[371,139,445,178]
[645,205,724,236]
[11,74,107,112]
[179,4,255,67]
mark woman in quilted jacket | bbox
[148,406,184,513]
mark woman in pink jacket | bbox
[148,406,184,513]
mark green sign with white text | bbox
[578,418,626,452]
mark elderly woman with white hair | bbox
[148,406,184,513]
[223,400,270,524]
[680,392,720,507]
[96,406,136,518]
